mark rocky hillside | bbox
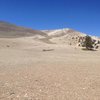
[42,28,86,45]
[42,28,100,46]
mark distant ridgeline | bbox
[0,21,100,48]
[0,21,47,38]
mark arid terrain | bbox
[0,22,100,100]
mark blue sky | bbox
[0,0,100,36]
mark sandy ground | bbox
[0,37,100,100]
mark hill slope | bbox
[0,21,99,46]
[0,21,47,38]
[42,28,86,45]
[42,28,100,46]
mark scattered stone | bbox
[6,45,10,47]
[10,92,15,95]
[69,43,72,45]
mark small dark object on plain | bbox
[6,45,10,47]
[42,49,54,52]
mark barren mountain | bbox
[0,21,47,38]
[42,28,100,46]
[42,28,86,45]
[0,21,99,46]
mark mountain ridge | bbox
[0,21,47,38]
[0,21,99,46]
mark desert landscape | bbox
[0,22,100,100]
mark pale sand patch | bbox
[0,37,100,100]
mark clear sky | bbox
[0,0,100,36]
